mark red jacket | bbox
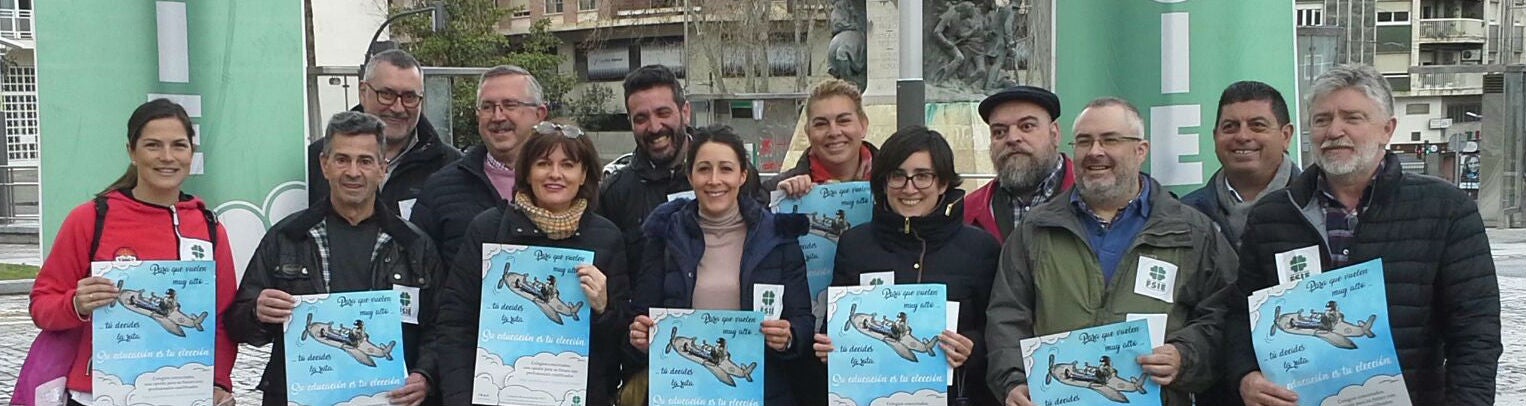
[963,155,1075,244]
[30,190,238,392]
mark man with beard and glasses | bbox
[765,78,878,198]
[1227,65,1499,406]
[410,65,548,264]
[1183,81,1300,253]
[985,98,1235,406]
[306,49,462,216]
[966,85,1076,243]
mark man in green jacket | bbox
[984,97,1237,406]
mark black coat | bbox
[410,145,505,265]
[308,106,463,211]
[1225,153,1500,405]
[434,203,629,406]
[631,197,813,406]
[832,189,1001,405]
[597,148,692,293]
[228,199,443,406]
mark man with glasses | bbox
[984,98,1236,406]
[967,85,1076,244]
[411,65,548,264]
[307,49,463,217]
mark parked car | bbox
[603,153,634,177]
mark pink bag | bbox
[11,327,81,406]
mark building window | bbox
[1411,131,1422,142]
[502,0,530,17]
[1406,103,1430,115]
[2,65,37,163]
[1448,102,1483,122]
[1297,4,1324,27]
[1377,11,1410,24]
[546,0,564,13]
[730,101,754,119]
[580,0,595,11]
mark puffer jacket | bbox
[984,177,1236,406]
[629,197,813,406]
[833,189,1002,405]
[410,144,505,265]
[1223,153,1500,405]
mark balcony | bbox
[1417,18,1486,43]
[1409,71,1485,96]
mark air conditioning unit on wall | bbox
[1462,49,1482,61]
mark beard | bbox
[993,147,1060,191]
[1314,138,1385,177]
[641,125,683,164]
[1074,156,1138,207]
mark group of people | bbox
[27,45,1499,406]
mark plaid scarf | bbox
[516,191,587,240]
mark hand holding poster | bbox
[474,243,593,406]
[91,260,216,406]
[825,284,949,406]
[1020,319,1161,406]
[1248,259,1410,405]
[284,291,406,406]
[649,309,766,406]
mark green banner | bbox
[38,0,308,277]
[1055,0,1298,195]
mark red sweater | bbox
[30,190,238,392]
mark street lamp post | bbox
[361,2,448,71]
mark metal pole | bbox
[896,0,925,130]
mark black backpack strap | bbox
[202,207,219,249]
[90,195,109,259]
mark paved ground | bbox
[4,229,1526,404]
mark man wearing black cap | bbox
[965,85,1075,243]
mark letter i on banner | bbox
[154,1,205,174]
[1152,9,1203,188]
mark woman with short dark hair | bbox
[813,125,1002,406]
[435,122,629,405]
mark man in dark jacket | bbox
[985,98,1235,406]
[1229,64,1499,406]
[411,65,548,263]
[232,112,443,406]
[965,85,1075,244]
[598,65,694,289]
[764,78,877,198]
[307,49,463,215]
[1182,81,1299,252]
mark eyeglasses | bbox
[888,171,937,190]
[1070,136,1144,150]
[362,84,423,108]
[478,99,542,114]
[533,121,585,139]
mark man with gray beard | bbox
[985,98,1235,406]
[966,86,1076,243]
[1227,64,1499,406]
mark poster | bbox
[771,182,874,329]
[473,243,593,406]
[649,309,765,406]
[1020,319,1160,406]
[825,284,949,406]
[284,291,406,406]
[91,260,216,406]
[1248,259,1410,405]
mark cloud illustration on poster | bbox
[476,350,588,404]
[334,393,392,406]
[92,363,214,406]
[824,286,872,321]
[214,181,306,281]
[1247,280,1304,328]
[1020,332,1072,374]
[651,308,696,324]
[868,389,946,406]
[482,243,533,261]
[826,392,858,406]
[1320,374,1410,406]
